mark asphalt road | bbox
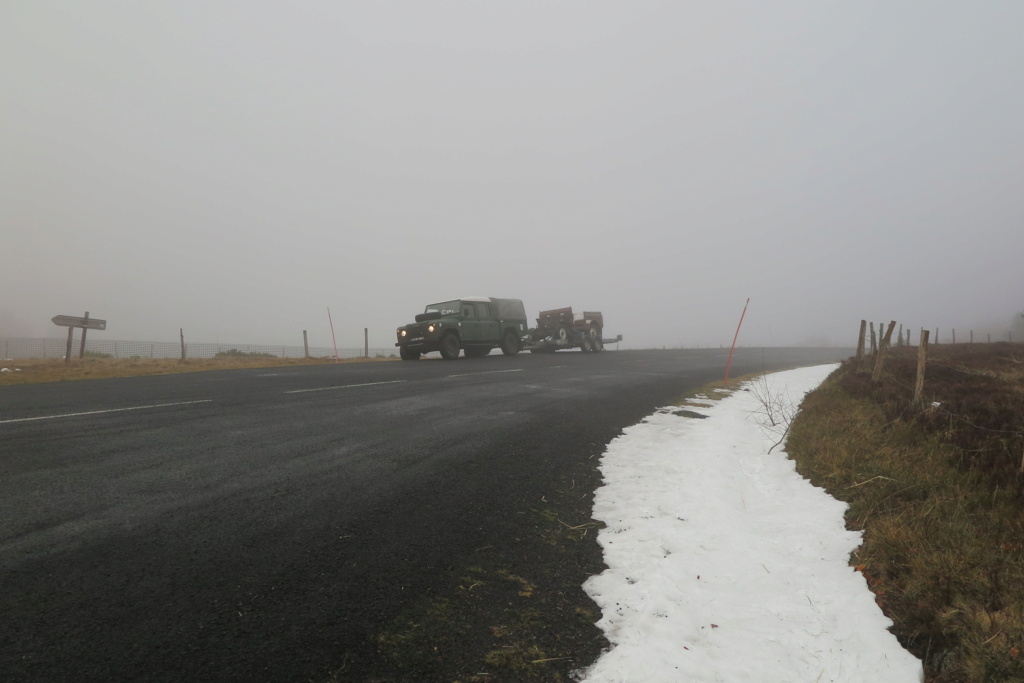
[0,347,850,682]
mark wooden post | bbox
[64,326,74,364]
[914,329,930,407]
[872,321,897,382]
[78,312,90,359]
[303,330,309,358]
[180,328,186,360]
[855,320,867,367]
[869,322,877,355]
[364,328,369,358]
[952,328,956,344]
[898,324,904,346]
[935,328,939,344]
[970,330,973,344]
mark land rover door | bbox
[473,301,500,343]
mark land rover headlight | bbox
[427,324,436,333]
[399,329,407,337]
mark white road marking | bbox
[445,369,524,379]
[0,399,214,425]
[285,380,407,394]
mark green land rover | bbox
[395,297,529,360]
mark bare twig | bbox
[847,475,897,489]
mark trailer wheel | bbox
[500,331,520,356]
[589,325,604,352]
[581,336,595,353]
[399,346,421,360]
[555,325,570,343]
[439,333,461,360]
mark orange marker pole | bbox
[327,307,339,363]
[724,298,750,385]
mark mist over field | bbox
[3,2,1022,350]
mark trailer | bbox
[520,307,622,353]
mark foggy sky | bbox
[3,1,1022,351]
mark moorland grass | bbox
[787,344,1024,682]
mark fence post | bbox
[872,321,897,382]
[303,331,309,359]
[914,329,930,407]
[898,324,904,346]
[855,320,867,367]
[364,328,369,358]
[180,329,186,360]
[869,322,877,355]
[952,328,956,344]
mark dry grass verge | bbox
[786,344,1024,682]
[0,355,395,386]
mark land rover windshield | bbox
[424,301,462,317]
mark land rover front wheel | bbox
[500,331,520,356]
[439,333,461,360]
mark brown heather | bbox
[787,343,1024,682]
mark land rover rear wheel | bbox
[500,331,520,356]
[439,333,461,360]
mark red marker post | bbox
[723,298,750,385]
[327,307,339,363]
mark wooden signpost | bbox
[51,312,107,363]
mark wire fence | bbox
[0,337,398,360]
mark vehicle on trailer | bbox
[395,297,528,360]
[521,307,622,353]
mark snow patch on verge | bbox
[578,364,923,683]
